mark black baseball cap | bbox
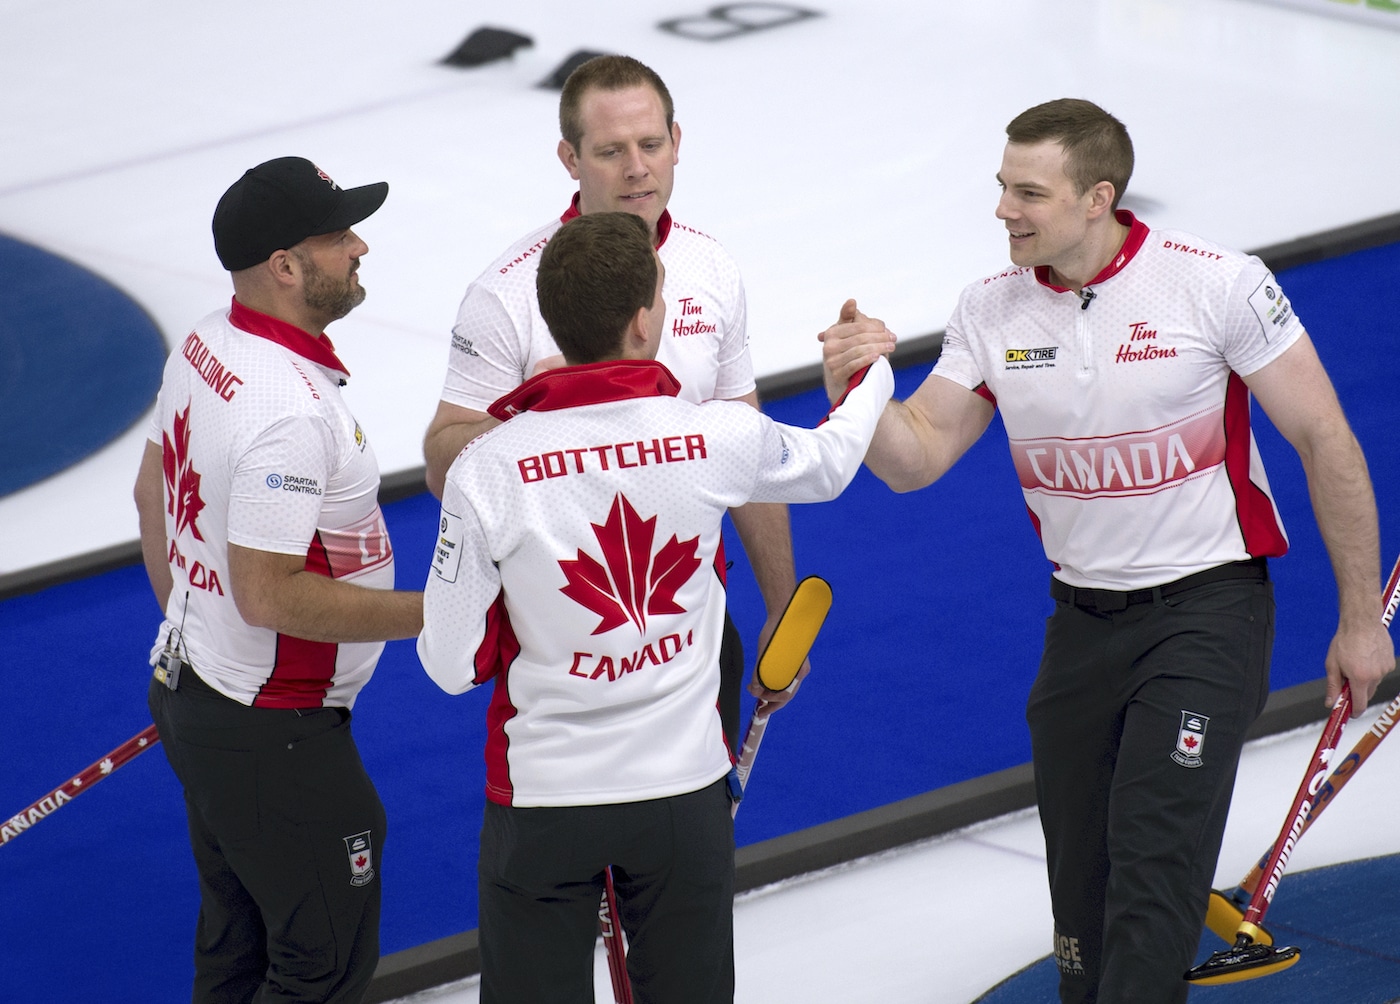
[212,156,388,271]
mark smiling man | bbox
[423,55,804,753]
[818,98,1392,1002]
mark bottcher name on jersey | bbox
[1011,408,1226,498]
[517,434,708,483]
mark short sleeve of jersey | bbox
[929,290,987,393]
[711,273,755,401]
[227,413,337,556]
[1219,259,1305,377]
[418,476,502,695]
[441,282,529,414]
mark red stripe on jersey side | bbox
[974,382,996,406]
[252,530,337,708]
[480,592,523,806]
[1025,503,1044,544]
[1023,504,1062,571]
[303,530,333,577]
[1223,372,1289,558]
[713,534,728,587]
[255,633,338,708]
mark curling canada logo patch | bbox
[559,493,701,636]
[1172,711,1210,768]
[343,831,375,886]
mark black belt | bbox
[1050,558,1267,613]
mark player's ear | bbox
[265,249,299,287]
[558,139,581,180]
[1086,180,1116,220]
[670,121,681,163]
[624,305,655,360]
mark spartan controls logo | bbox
[559,493,702,635]
[1004,346,1058,371]
[1172,711,1210,768]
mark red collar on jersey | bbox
[561,193,674,249]
[488,359,682,420]
[1034,210,1150,293]
[227,298,351,378]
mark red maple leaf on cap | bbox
[560,493,701,635]
[162,401,206,541]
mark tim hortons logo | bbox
[163,402,206,541]
[672,297,717,337]
[559,493,702,636]
[1115,321,1178,364]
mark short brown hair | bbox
[536,212,659,364]
[559,55,675,151]
[1006,99,1134,209]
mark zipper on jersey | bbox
[1076,286,1095,374]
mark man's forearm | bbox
[229,544,423,642]
[250,573,422,642]
[424,410,498,499]
[1299,427,1384,624]
[728,501,796,615]
[134,441,174,612]
[862,400,946,493]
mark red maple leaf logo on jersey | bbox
[559,493,701,635]
[1183,734,1199,752]
[162,401,206,541]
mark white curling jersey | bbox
[933,212,1303,590]
[146,299,395,708]
[418,357,893,807]
[441,196,754,410]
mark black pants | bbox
[1027,575,1273,1004]
[149,670,386,1004]
[478,779,736,1004]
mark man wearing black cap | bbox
[134,156,423,1003]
